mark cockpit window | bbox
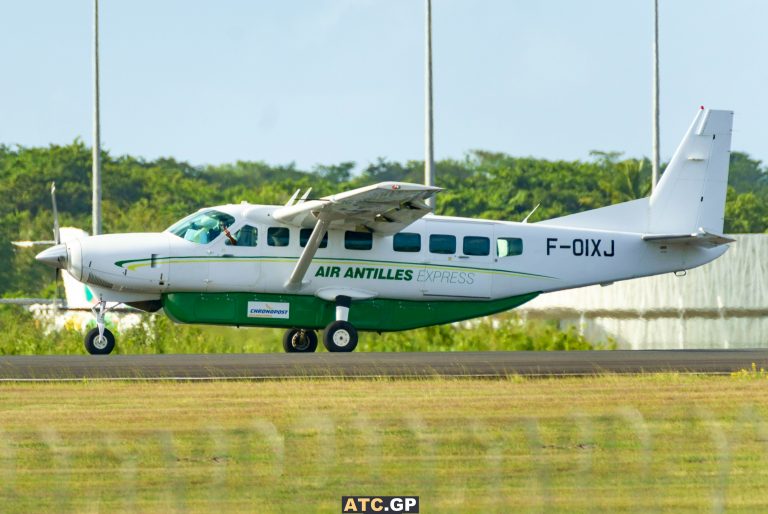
[167,210,236,244]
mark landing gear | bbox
[84,327,115,355]
[283,329,318,353]
[322,320,358,352]
[322,295,358,352]
[280,296,360,353]
[85,300,116,355]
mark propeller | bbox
[50,182,62,310]
[9,182,66,309]
[10,183,60,248]
[51,182,60,245]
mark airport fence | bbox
[1,405,766,512]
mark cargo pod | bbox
[162,293,334,328]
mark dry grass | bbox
[1,375,768,512]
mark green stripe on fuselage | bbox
[117,255,556,280]
[162,291,540,332]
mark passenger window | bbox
[463,236,490,256]
[267,227,290,247]
[429,234,456,254]
[345,231,373,250]
[393,232,421,252]
[497,237,523,257]
[225,225,258,246]
[300,228,328,248]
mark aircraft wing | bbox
[276,182,441,291]
[273,181,442,235]
[642,229,735,248]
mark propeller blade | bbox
[11,240,56,247]
[51,182,60,245]
[54,268,61,311]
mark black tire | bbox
[323,320,358,352]
[282,329,318,353]
[84,328,115,355]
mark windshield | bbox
[166,209,236,244]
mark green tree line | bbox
[1,141,766,298]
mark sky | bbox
[1,0,766,172]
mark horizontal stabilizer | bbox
[642,229,735,248]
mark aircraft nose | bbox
[35,244,68,269]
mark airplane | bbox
[35,107,735,355]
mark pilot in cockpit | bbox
[215,220,237,245]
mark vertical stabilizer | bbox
[648,108,733,234]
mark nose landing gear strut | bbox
[84,300,116,355]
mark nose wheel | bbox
[85,300,117,355]
[84,327,115,355]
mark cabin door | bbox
[207,224,261,291]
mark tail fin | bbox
[537,107,734,235]
[648,108,733,234]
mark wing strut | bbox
[285,217,330,291]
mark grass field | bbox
[1,374,768,513]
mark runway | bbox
[0,350,767,380]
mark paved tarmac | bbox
[0,350,767,380]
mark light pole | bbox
[92,0,102,235]
[651,0,660,191]
[424,0,435,208]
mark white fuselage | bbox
[61,203,727,305]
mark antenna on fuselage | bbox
[297,188,312,204]
[522,203,541,224]
[285,189,301,207]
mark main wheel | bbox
[323,320,358,352]
[282,329,318,353]
[84,328,115,355]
